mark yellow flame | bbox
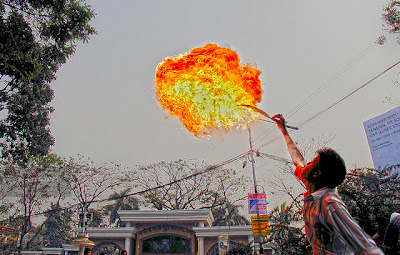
[155,44,262,137]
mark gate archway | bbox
[136,224,196,255]
[92,241,123,255]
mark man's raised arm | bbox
[272,114,305,168]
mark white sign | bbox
[248,193,267,215]
[363,106,400,170]
[218,235,229,255]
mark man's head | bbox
[303,148,346,189]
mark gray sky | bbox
[50,0,399,199]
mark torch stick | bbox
[239,105,299,130]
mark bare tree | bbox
[0,154,71,251]
[130,159,249,210]
[0,154,126,252]
[63,156,124,227]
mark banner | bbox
[248,193,267,215]
[363,106,400,171]
[251,215,270,236]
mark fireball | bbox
[154,44,262,137]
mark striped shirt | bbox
[303,188,384,255]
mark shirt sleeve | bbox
[326,201,384,255]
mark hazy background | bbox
[49,0,400,205]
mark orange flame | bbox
[154,44,262,137]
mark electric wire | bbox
[256,152,292,164]
[13,150,253,219]
[297,59,400,129]
[94,151,250,204]
[285,43,376,119]
[21,147,289,219]
[250,43,376,149]
[105,54,400,217]
[7,45,393,225]
[253,57,400,151]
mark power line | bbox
[297,59,400,128]
[252,58,400,151]
[94,152,250,204]
[256,152,292,164]
[250,43,376,149]
[16,146,292,220]
[9,46,394,224]
[286,43,376,119]
[12,151,252,219]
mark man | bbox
[383,212,400,254]
[272,114,383,255]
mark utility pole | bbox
[248,126,264,255]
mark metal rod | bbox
[248,125,258,194]
[239,104,299,130]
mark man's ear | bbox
[312,169,322,178]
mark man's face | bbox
[302,155,321,182]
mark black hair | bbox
[383,214,400,253]
[316,148,346,188]
[84,248,91,255]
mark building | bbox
[21,209,269,255]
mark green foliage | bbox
[264,164,400,254]
[87,209,102,228]
[102,189,140,227]
[338,165,400,252]
[0,241,18,255]
[0,218,19,254]
[267,199,312,255]
[98,244,123,255]
[383,1,400,34]
[0,0,96,162]
[211,193,250,226]
[43,203,73,248]
[226,242,256,255]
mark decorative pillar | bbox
[125,237,131,255]
[198,221,204,227]
[198,237,205,255]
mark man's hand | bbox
[272,114,287,133]
[272,114,305,168]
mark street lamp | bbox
[71,202,94,255]
[70,232,94,255]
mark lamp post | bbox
[70,232,94,255]
[70,203,94,255]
